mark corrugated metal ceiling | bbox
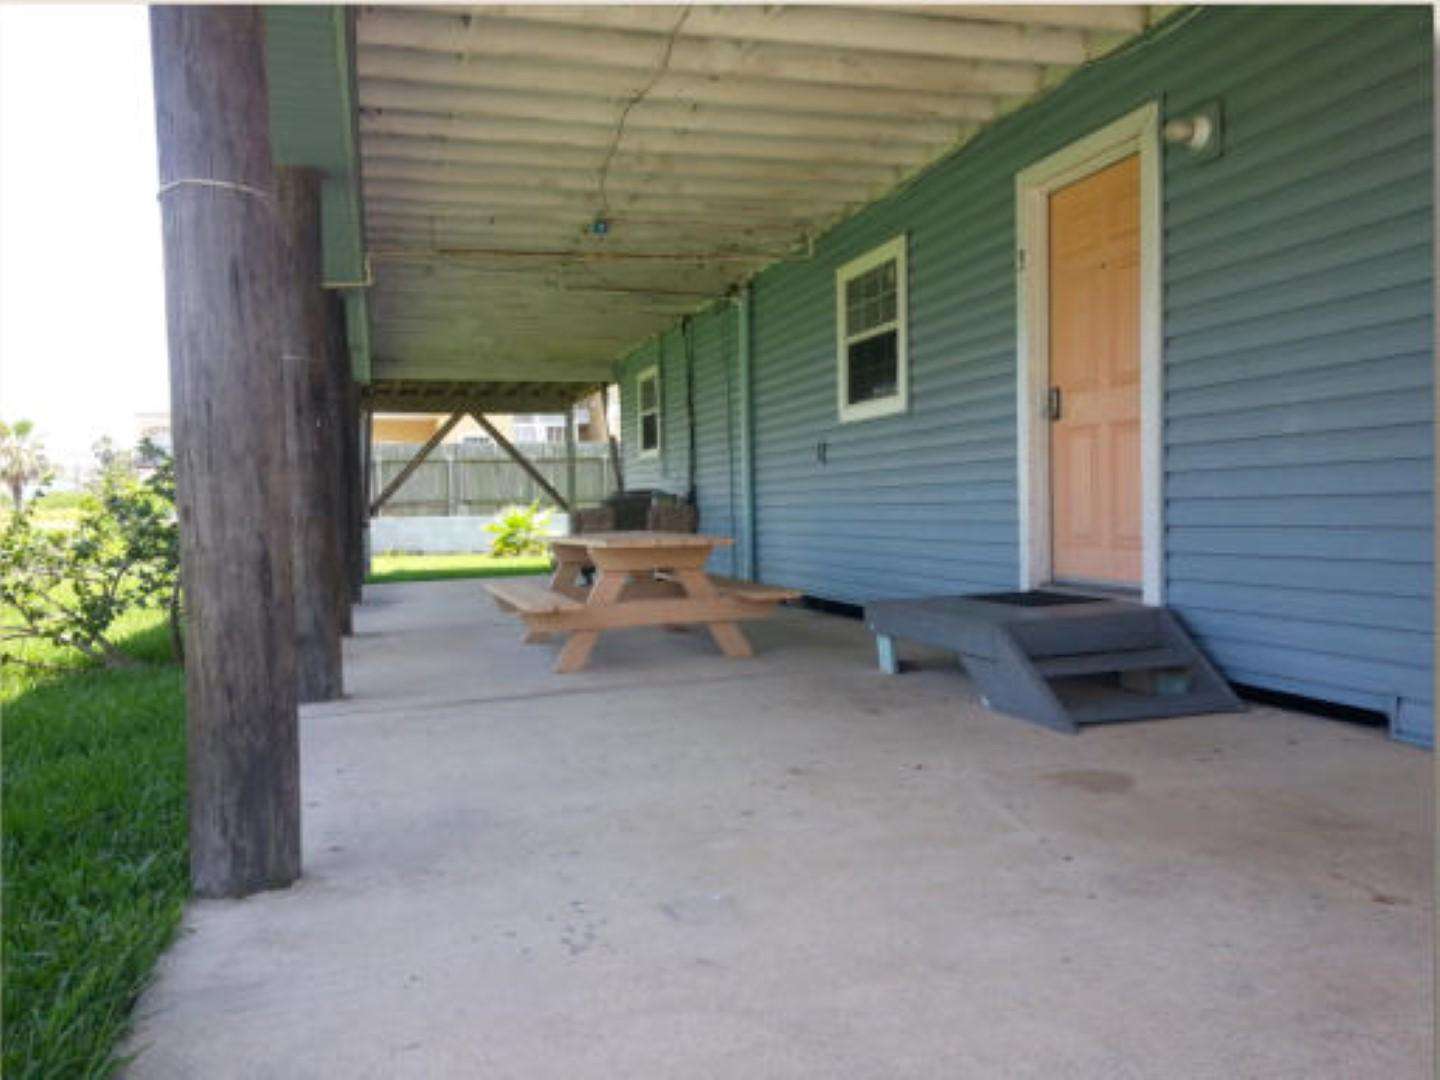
[354,4,1157,385]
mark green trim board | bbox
[264,5,371,381]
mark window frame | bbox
[835,234,909,424]
[636,364,661,458]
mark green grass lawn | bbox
[0,551,543,1075]
[367,552,551,584]
[2,609,187,1078]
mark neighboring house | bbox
[371,412,566,445]
[371,413,498,445]
[510,413,572,445]
[134,411,173,453]
[371,392,617,446]
[616,6,1434,745]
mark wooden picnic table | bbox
[484,531,798,673]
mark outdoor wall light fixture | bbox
[1162,100,1224,161]
[1163,114,1213,149]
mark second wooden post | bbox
[277,166,345,702]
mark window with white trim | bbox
[512,413,566,444]
[836,235,908,422]
[636,365,661,456]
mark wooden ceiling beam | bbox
[373,298,704,322]
[376,268,754,303]
[374,289,752,320]
[371,337,637,356]
[358,134,909,186]
[373,321,647,341]
[370,394,591,414]
[888,6,1148,32]
[364,203,808,236]
[357,10,1044,98]
[359,111,940,168]
[372,301,702,324]
[364,379,606,414]
[356,46,998,124]
[363,190,822,230]
[363,229,796,263]
[361,160,882,207]
[477,6,1089,65]
[371,258,739,291]
[359,80,964,146]
[364,244,780,268]
[368,355,624,383]
[382,293,715,313]
[374,277,727,303]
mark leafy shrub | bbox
[0,440,181,669]
[485,501,552,557]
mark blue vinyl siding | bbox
[690,306,742,576]
[617,305,743,574]
[616,6,1434,745]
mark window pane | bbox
[847,330,898,405]
[845,258,897,336]
[639,376,657,410]
[641,413,659,450]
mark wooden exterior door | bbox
[1047,154,1142,587]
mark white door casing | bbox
[1014,102,1164,605]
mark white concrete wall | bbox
[370,513,571,555]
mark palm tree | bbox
[0,419,50,510]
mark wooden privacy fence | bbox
[371,442,615,516]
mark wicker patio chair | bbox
[569,505,617,535]
[645,498,699,533]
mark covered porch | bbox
[126,577,1430,1077]
[134,5,1434,1073]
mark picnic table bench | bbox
[483,531,800,672]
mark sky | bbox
[0,6,169,477]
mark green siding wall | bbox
[617,6,1434,745]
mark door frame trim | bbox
[1014,101,1164,605]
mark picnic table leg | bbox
[554,569,629,673]
[672,569,754,659]
[549,554,590,601]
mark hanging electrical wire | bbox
[594,5,693,227]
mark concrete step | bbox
[1034,646,1189,678]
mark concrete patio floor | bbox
[126,578,1431,1079]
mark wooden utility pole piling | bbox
[331,296,363,624]
[361,408,374,578]
[150,6,301,897]
[564,405,578,517]
[276,167,346,702]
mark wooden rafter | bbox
[361,378,604,415]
